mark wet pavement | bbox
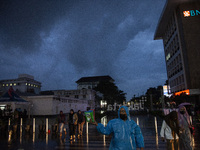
[0,114,199,150]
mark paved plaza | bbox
[0,115,199,150]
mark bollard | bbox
[46,118,48,133]
[86,121,89,143]
[156,131,159,148]
[33,118,35,133]
[86,122,88,134]
[154,117,158,134]
[20,118,23,133]
[46,133,48,145]
[103,117,106,145]
[8,118,11,131]
[20,118,23,144]
[136,117,139,125]
[33,132,35,143]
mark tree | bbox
[145,86,163,109]
[94,81,126,105]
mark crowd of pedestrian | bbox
[58,109,85,141]
[160,104,194,150]
[57,103,196,150]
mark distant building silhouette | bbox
[76,75,114,90]
[154,0,200,101]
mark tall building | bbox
[154,0,200,102]
[0,74,41,94]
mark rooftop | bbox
[76,75,114,83]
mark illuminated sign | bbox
[174,89,190,96]
[163,85,171,97]
[183,10,200,17]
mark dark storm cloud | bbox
[0,0,75,52]
[0,0,167,100]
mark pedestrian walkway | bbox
[0,115,199,150]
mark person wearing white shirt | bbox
[160,111,180,150]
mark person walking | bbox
[68,109,78,140]
[178,105,193,150]
[58,111,67,137]
[77,110,85,137]
[160,111,180,150]
[94,106,144,150]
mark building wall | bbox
[162,2,200,93]
[177,3,200,89]
[77,82,99,90]
[163,13,186,93]
[23,95,90,116]
[52,89,96,108]
[0,74,41,94]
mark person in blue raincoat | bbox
[94,106,144,150]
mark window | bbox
[75,95,79,99]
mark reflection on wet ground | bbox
[0,115,199,150]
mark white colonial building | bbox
[22,89,96,115]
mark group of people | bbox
[58,105,194,150]
[58,109,85,140]
[58,106,144,149]
[160,105,194,150]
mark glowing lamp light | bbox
[174,89,190,96]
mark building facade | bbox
[76,75,114,90]
[154,0,200,97]
[0,74,41,94]
[23,95,90,116]
[27,89,96,115]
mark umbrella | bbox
[178,102,191,107]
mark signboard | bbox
[163,85,171,97]
[183,10,200,17]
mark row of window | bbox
[163,14,176,46]
[53,97,88,104]
[169,74,185,88]
[167,54,183,78]
[171,84,186,94]
[165,35,179,62]
[2,83,40,88]
[168,64,183,78]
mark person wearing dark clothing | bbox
[178,106,193,150]
[77,110,85,137]
[58,111,67,137]
[68,109,78,140]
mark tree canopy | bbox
[94,81,126,105]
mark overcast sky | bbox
[0,0,167,100]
